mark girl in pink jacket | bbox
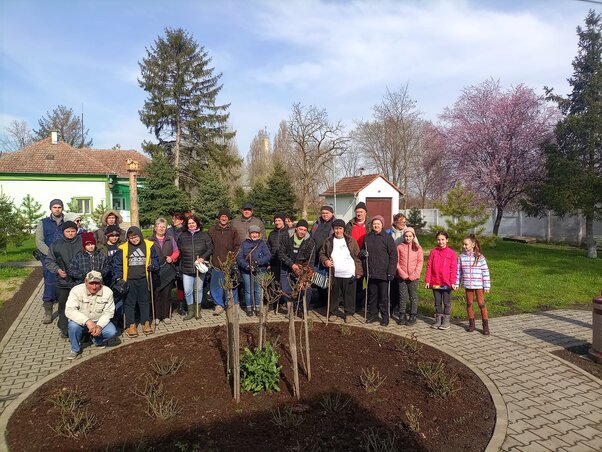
[395,227,423,325]
[425,230,457,330]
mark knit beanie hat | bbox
[105,224,120,236]
[296,219,309,229]
[82,232,96,247]
[273,212,286,222]
[355,202,367,212]
[218,208,232,219]
[320,205,334,213]
[372,215,385,226]
[49,199,63,209]
[62,221,77,231]
[333,219,345,229]
[404,226,416,237]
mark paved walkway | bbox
[0,280,601,451]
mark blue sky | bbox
[0,0,598,156]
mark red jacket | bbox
[425,246,457,287]
[396,242,424,281]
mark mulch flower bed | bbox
[6,322,495,451]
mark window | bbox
[73,197,92,214]
[112,198,125,210]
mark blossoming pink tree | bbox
[439,79,558,235]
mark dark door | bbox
[365,197,392,229]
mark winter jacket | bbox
[177,229,213,276]
[166,225,186,243]
[319,234,363,277]
[208,223,240,268]
[362,231,397,280]
[236,239,271,273]
[112,239,159,282]
[456,252,491,290]
[425,246,458,287]
[65,283,115,329]
[267,226,288,272]
[68,250,109,285]
[231,215,266,240]
[311,217,334,265]
[279,234,316,272]
[93,210,127,244]
[46,234,83,289]
[345,217,372,248]
[387,226,420,247]
[148,234,180,264]
[396,242,424,281]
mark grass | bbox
[0,235,36,263]
[415,235,602,318]
[0,267,33,309]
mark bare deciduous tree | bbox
[288,103,349,218]
[1,120,34,154]
[412,122,450,208]
[353,85,422,209]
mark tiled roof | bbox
[321,174,404,196]
[0,137,150,177]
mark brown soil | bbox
[0,267,41,343]
[551,343,602,380]
[6,322,495,452]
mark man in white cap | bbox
[65,270,116,360]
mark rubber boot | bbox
[482,319,490,336]
[439,314,451,330]
[178,300,187,316]
[431,314,442,329]
[467,318,476,332]
[406,315,417,326]
[395,313,406,326]
[183,305,196,321]
[42,302,53,324]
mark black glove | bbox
[112,278,129,296]
[359,249,369,259]
[147,264,157,273]
[387,274,394,281]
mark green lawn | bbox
[414,235,601,318]
[0,235,36,263]
[0,267,33,308]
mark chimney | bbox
[50,131,58,145]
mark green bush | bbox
[240,341,282,395]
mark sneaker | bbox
[406,315,417,326]
[254,309,261,317]
[142,321,152,335]
[345,315,353,323]
[126,324,138,338]
[328,314,338,322]
[380,318,390,327]
[439,315,451,330]
[163,318,171,324]
[213,305,224,316]
[94,343,107,350]
[67,351,81,360]
[365,317,378,324]
[246,309,254,317]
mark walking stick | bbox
[364,242,369,323]
[326,266,332,325]
[149,271,156,332]
[195,264,200,320]
[249,254,255,314]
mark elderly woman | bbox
[148,218,180,324]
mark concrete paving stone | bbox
[559,442,601,452]
[573,425,602,439]
[524,416,553,429]
[521,406,547,418]
[501,436,525,449]
[530,425,572,441]
[550,427,587,444]
[510,430,545,445]
[507,419,536,434]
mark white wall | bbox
[323,194,355,223]
[409,208,602,245]
[0,180,108,214]
[358,178,400,220]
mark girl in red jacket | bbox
[395,227,423,326]
[425,231,457,330]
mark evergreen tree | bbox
[435,183,494,247]
[90,201,107,229]
[19,194,44,233]
[246,163,296,224]
[524,11,602,258]
[139,151,190,226]
[191,162,232,227]
[33,105,93,147]
[0,191,28,252]
[406,207,427,231]
[138,27,238,190]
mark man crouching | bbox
[65,270,117,360]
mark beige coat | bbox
[65,283,115,328]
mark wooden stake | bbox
[287,300,300,400]
[326,266,332,326]
[302,288,311,381]
[233,298,240,403]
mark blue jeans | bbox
[280,270,312,307]
[210,268,238,307]
[68,319,117,353]
[242,272,262,309]
[183,273,204,306]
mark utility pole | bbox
[127,158,140,227]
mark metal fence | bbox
[406,209,602,245]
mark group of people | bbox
[35,198,492,359]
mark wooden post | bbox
[126,158,139,227]
[288,300,300,400]
[302,289,311,381]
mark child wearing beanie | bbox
[68,232,108,285]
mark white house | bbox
[321,174,403,229]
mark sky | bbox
[0,0,599,157]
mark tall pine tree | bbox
[247,163,296,223]
[139,150,190,226]
[525,11,602,258]
[191,162,232,227]
[138,27,238,190]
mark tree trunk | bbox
[287,301,300,400]
[174,121,181,189]
[492,206,504,236]
[302,291,311,381]
[585,214,598,259]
